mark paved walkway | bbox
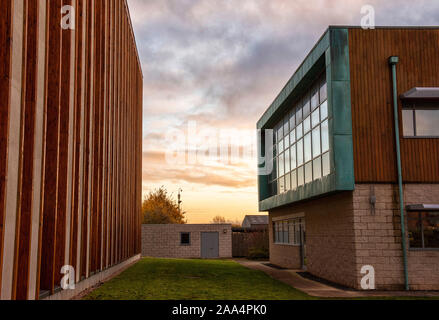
[235,259,439,298]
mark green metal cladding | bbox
[257,27,355,211]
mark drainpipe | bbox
[389,56,409,291]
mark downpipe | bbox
[389,56,409,291]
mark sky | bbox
[126,0,439,223]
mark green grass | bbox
[83,258,314,300]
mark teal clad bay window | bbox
[257,27,355,211]
[270,74,330,196]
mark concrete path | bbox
[235,259,439,299]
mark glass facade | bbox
[269,74,331,196]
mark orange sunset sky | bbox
[127,0,438,223]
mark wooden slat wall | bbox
[0,0,14,295]
[0,0,143,300]
[349,28,439,183]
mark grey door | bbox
[201,232,219,259]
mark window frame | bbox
[402,102,439,139]
[407,211,439,251]
[273,218,304,246]
[180,232,191,246]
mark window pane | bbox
[285,173,291,191]
[321,120,329,153]
[277,126,283,141]
[283,118,289,136]
[303,97,311,118]
[297,139,304,166]
[297,166,304,187]
[279,175,285,194]
[297,123,303,139]
[320,79,327,103]
[312,107,320,128]
[311,87,319,110]
[285,148,290,173]
[322,152,330,176]
[408,212,422,248]
[291,144,297,169]
[289,112,296,129]
[402,110,414,137]
[279,153,285,177]
[291,170,297,190]
[303,116,311,134]
[424,212,439,248]
[284,137,289,152]
[289,221,295,244]
[278,139,284,153]
[296,106,303,124]
[312,126,321,158]
[415,110,439,136]
[283,221,289,243]
[321,101,328,120]
[305,162,313,184]
[313,157,322,180]
[304,133,312,163]
[290,129,296,145]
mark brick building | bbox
[0,0,143,300]
[142,225,232,259]
[257,27,439,291]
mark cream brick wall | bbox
[142,224,232,259]
[269,184,439,291]
[353,184,439,290]
[269,192,358,287]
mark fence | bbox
[232,229,269,258]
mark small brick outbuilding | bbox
[142,224,232,259]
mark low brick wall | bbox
[142,224,232,259]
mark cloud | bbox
[128,0,439,221]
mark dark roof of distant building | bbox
[243,215,269,225]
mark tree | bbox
[211,216,226,224]
[142,187,186,224]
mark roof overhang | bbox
[400,87,439,100]
[406,204,439,211]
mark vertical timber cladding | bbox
[349,28,439,183]
[0,0,143,300]
[0,0,13,294]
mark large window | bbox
[402,103,439,137]
[408,212,439,249]
[270,74,330,196]
[273,218,305,245]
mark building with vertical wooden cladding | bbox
[0,0,143,300]
[257,27,439,291]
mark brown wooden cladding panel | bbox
[0,0,142,299]
[349,28,439,183]
[0,0,13,295]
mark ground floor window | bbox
[273,218,304,245]
[408,212,439,249]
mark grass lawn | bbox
[83,258,314,300]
